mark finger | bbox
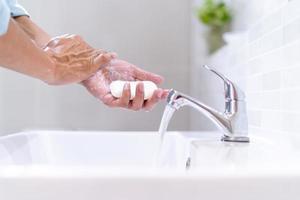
[134,68,164,85]
[129,82,144,111]
[161,89,170,99]
[92,52,115,69]
[101,94,116,107]
[116,82,131,108]
[143,89,163,111]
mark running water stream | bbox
[156,104,176,167]
[158,104,176,142]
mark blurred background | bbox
[0,0,299,137]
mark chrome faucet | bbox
[167,65,249,143]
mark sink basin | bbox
[0,130,300,200]
[0,131,189,168]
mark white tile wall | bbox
[246,0,300,135]
[191,0,300,136]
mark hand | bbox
[43,34,116,85]
[82,59,169,111]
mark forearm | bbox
[0,18,54,83]
[14,16,51,48]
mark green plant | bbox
[197,0,232,28]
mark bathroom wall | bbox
[0,0,191,135]
[191,0,300,136]
[246,0,300,135]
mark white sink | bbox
[0,130,300,200]
[0,131,190,168]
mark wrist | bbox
[42,57,57,85]
[14,16,51,48]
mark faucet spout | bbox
[167,89,249,143]
[168,89,231,131]
[167,65,249,143]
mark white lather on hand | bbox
[110,80,158,100]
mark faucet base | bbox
[221,135,250,143]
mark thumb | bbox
[134,68,164,85]
[93,52,116,69]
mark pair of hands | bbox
[43,34,168,111]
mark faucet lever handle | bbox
[203,65,245,101]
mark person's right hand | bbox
[82,59,169,111]
[43,34,116,85]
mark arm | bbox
[14,16,51,48]
[1,14,167,110]
[0,18,115,85]
[0,18,55,83]
[5,7,169,111]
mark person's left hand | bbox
[82,59,169,111]
[43,34,116,85]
